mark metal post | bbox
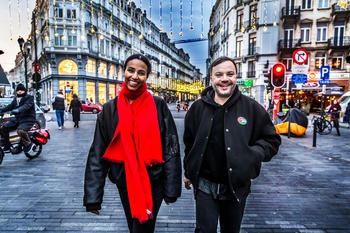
[312,118,317,147]
[24,54,28,91]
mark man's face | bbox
[210,61,237,99]
[16,90,25,95]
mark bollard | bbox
[312,118,317,147]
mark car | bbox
[0,98,46,129]
[80,100,102,114]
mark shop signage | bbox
[237,79,253,87]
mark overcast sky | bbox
[0,0,212,75]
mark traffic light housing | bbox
[271,63,286,88]
[263,71,273,90]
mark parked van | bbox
[326,91,350,122]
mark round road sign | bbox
[293,48,309,65]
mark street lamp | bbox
[17,36,31,91]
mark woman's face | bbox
[124,59,148,91]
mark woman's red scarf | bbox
[103,82,163,223]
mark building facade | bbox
[17,0,202,106]
[207,0,350,109]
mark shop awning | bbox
[281,81,342,91]
[313,90,345,97]
[0,65,10,85]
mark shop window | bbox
[332,57,343,70]
[98,62,107,75]
[86,58,96,73]
[58,60,78,75]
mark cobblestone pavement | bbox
[0,106,349,233]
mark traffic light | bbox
[263,71,273,90]
[271,63,286,88]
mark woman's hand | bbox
[183,177,192,190]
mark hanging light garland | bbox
[159,0,163,32]
[71,0,76,34]
[251,2,256,31]
[110,12,114,35]
[99,5,104,40]
[62,0,67,40]
[81,1,85,40]
[44,14,49,41]
[169,0,173,36]
[189,0,193,30]
[54,0,59,37]
[179,0,183,36]
[90,0,95,33]
[17,0,21,35]
[200,0,204,38]
[8,0,13,41]
[241,3,245,32]
[273,0,277,26]
[337,0,348,9]
[148,0,152,34]
[263,0,267,31]
[26,0,31,37]
[139,0,143,39]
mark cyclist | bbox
[0,83,36,153]
[328,99,342,136]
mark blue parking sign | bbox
[320,66,330,79]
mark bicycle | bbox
[311,113,332,135]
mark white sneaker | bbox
[59,126,62,130]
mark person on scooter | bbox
[0,83,36,153]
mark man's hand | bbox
[183,177,192,190]
[11,109,20,115]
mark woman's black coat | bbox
[69,98,82,122]
[83,96,182,211]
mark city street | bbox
[0,103,350,233]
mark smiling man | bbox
[183,56,281,233]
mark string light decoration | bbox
[148,0,152,34]
[8,0,13,41]
[129,1,134,35]
[110,12,114,35]
[251,3,256,31]
[169,0,173,36]
[273,0,277,26]
[26,0,30,35]
[159,0,162,32]
[17,0,21,34]
[54,0,59,37]
[139,0,144,39]
[90,0,95,33]
[81,1,85,40]
[44,17,49,41]
[337,0,349,9]
[263,0,267,31]
[71,0,76,34]
[200,0,204,38]
[189,0,193,30]
[179,0,183,36]
[62,0,66,40]
[241,3,245,32]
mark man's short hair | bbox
[209,56,238,75]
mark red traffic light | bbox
[271,63,286,88]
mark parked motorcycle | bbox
[0,115,50,165]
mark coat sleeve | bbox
[83,108,111,211]
[159,100,182,200]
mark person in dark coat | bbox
[183,56,281,233]
[84,54,182,233]
[51,90,67,130]
[0,83,36,153]
[345,102,350,129]
[68,94,82,128]
[328,99,342,136]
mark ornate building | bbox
[22,0,202,105]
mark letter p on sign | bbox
[320,66,330,79]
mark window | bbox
[249,5,257,28]
[302,0,312,9]
[68,30,77,46]
[237,10,244,31]
[98,61,107,75]
[300,24,310,43]
[86,58,96,73]
[236,37,243,57]
[282,58,293,71]
[248,34,256,55]
[54,29,64,46]
[87,35,92,50]
[55,8,63,18]
[66,9,76,19]
[106,41,110,56]
[100,39,104,54]
[317,23,327,42]
[332,56,343,70]
[315,53,326,69]
[318,0,329,8]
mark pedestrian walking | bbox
[183,56,281,233]
[344,102,350,129]
[84,54,182,233]
[328,99,342,136]
[68,94,82,128]
[51,90,67,130]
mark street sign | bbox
[319,79,330,85]
[292,74,307,84]
[320,66,330,79]
[292,48,308,65]
[292,64,309,74]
